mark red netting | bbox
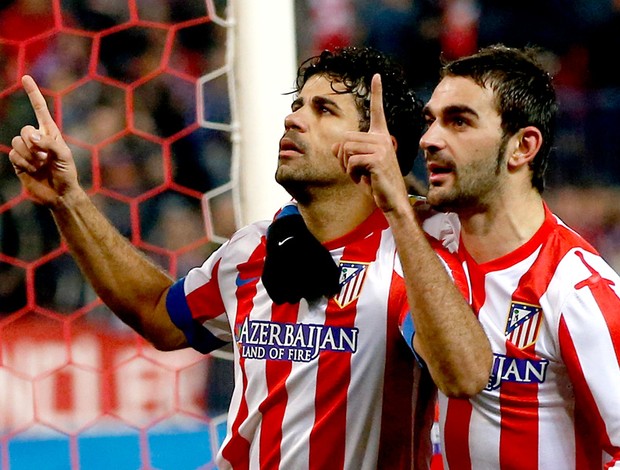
[0,0,234,468]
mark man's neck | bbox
[297,190,376,243]
[459,189,546,264]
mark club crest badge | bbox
[505,301,543,349]
[334,261,369,308]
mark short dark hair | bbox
[440,44,557,192]
[294,46,424,176]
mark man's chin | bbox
[276,176,305,201]
[426,189,457,213]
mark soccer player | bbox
[343,44,620,468]
[8,47,491,469]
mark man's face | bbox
[276,74,363,199]
[420,76,510,212]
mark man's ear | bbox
[508,126,542,170]
[391,135,398,152]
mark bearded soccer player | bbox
[8,46,491,469]
[343,44,620,469]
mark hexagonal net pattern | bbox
[0,0,235,468]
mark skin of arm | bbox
[9,76,187,351]
[335,74,492,397]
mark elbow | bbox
[437,354,493,398]
[144,328,188,352]
[149,337,182,351]
[130,319,188,352]
[438,371,489,398]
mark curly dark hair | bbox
[440,44,557,193]
[294,46,424,176]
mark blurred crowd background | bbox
[1,0,620,318]
[296,0,620,271]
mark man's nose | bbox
[284,108,307,132]
[420,121,442,152]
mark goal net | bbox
[0,0,294,468]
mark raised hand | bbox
[333,74,410,213]
[9,75,79,207]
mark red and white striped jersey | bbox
[424,204,620,469]
[166,208,467,470]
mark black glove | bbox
[262,211,341,304]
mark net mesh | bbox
[0,0,234,468]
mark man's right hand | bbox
[9,75,80,208]
[333,74,412,216]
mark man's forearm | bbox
[52,188,186,350]
[387,205,492,397]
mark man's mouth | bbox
[279,136,304,157]
[427,161,454,185]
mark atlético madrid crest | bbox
[505,301,543,349]
[334,261,369,308]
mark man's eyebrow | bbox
[291,96,303,109]
[423,104,479,119]
[312,95,341,109]
[291,94,344,110]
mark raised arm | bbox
[9,75,186,351]
[335,74,492,397]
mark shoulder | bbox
[542,216,620,306]
[552,245,620,291]
[547,212,609,278]
[228,219,270,244]
[189,219,269,277]
[212,219,270,266]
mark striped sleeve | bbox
[557,249,620,466]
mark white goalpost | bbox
[201,0,297,240]
[231,0,297,226]
[231,0,297,227]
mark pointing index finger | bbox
[368,73,389,134]
[22,75,60,137]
